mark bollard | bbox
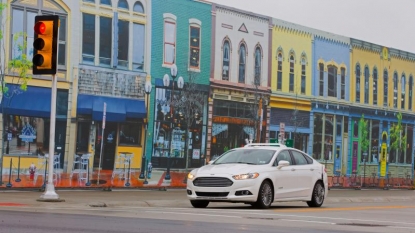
[139,156,146,179]
[6,158,12,188]
[147,162,152,179]
[85,159,91,186]
[125,157,131,187]
[15,156,21,182]
[143,160,148,185]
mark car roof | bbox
[242,143,288,151]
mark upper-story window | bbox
[393,72,398,108]
[328,65,337,98]
[277,53,282,90]
[222,39,230,80]
[409,75,413,110]
[238,43,247,83]
[133,1,144,13]
[101,0,111,5]
[401,74,406,110]
[118,0,129,9]
[341,67,346,100]
[254,46,262,85]
[189,20,201,69]
[364,66,369,104]
[373,68,378,105]
[289,55,294,92]
[355,64,361,102]
[82,1,146,70]
[319,63,324,96]
[384,69,388,107]
[11,1,67,71]
[301,57,306,94]
[163,14,176,65]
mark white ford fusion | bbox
[187,143,328,209]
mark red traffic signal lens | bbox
[34,22,46,34]
[33,54,44,66]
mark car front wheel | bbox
[307,181,325,208]
[190,200,209,208]
[254,180,273,209]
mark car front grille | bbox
[195,192,229,197]
[193,177,233,187]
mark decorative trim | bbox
[189,18,202,26]
[221,23,233,29]
[163,13,177,21]
[253,31,264,37]
[238,23,248,33]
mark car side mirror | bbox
[277,160,290,169]
[208,160,215,165]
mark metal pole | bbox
[6,158,12,188]
[165,77,175,181]
[125,157,131,187]
[97,102,106,185]
[40,74,59,200]
[140,93,150,179]
[85,159,91,186]
[363,158,366,187]
[15,156,21,182]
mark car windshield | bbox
[213,149,276,165]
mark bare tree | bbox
[173,71,206,170]
[0,3,32,183]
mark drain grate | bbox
[337,223,387,227]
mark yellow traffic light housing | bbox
[32,15,59,75]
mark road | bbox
[0,189,415,232]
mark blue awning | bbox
[0,85,51,118]
[77,94,146,122]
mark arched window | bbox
[277,53,282,90]
[364,66,369,104]
[238,43,246,83]
[101,0,111,5]
[401,74,406,109]
[341,68,346,99]
[254,46,261,85]
[373,68,378,105]
[301,58,306,94]
[319,63,324,96]
[409,75,413,110]
[355,64,361,102]
[328,65,337,97]
[393,72,398,108]
[118,0,129,9]
[222,40,230,80]
[289,55,294,92]
[133,1,144,13]
[384,69,388,107]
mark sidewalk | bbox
[0,189,414,209]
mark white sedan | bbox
[186,143,328,209]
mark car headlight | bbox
[187,173,196,180]
[232,173,259,180]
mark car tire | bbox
[190,200,209,208]
[254,180,273,209]
[307,181,325,208]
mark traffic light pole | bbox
[39,74,59,200]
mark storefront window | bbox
[312,113,323,160]
[119,122,142,145]
[398,125,406,164]
[76,121,90,153]
[324,115,334,161]
[406,126,413,164]
[3,116,46,155]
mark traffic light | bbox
[32,15,59,75]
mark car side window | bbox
[291,150,308,165]
[274,150,293,166]
[303,153,313,164]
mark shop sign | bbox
[192,149,200,159]
[7,133,12,141]
[213,116,265,126]
[19,124,36,142]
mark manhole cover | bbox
[337,223,387,227]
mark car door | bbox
[272,150,296,199]
[290,150,314,198]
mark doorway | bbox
[94,122,117,170]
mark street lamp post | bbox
[140,80,152,180]
[163,64,184,181]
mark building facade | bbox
[149,0,211,170]
[208,4,272,162]
[269,19,313,154]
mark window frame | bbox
[364,66,370,104]
[356,64,361,102]
[341,67,346,99]
[327,65,337,98]
[189,25,201,70]
[238,42,247,84]
[118,122,143,146]
[289,55,294,92]
[401,74,406,110]
[222,39,231,81]
[163,20,176,65]
[301,57,306,94]
[373,68,378,105]
[319,63,324,96]
[254,45,262,85]
[277,53,283,91]
[384,69,389,107]
[409,75,413,110]
[393,72,398,108]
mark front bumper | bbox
[186,176,261,202]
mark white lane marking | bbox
[144,211,242,218]
[281,219,335,225]
[387,226,415,230]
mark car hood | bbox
[195,164,256,175]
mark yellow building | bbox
[269,19,313,152]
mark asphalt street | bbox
[0,189,415,232]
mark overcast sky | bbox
[209,0,415,53]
